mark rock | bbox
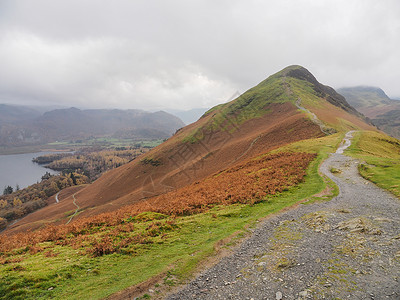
[338,217,382,235]
[299,290,308,297]
[148,289,154,293]
[276,291,283,300]
[373,217,392,222]
[350,228,364,233]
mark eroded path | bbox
[167,133,400,299]
[66,191,80,224]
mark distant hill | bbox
[6,65,376,233]
[0,106,185,147]
[338,86,400,138]
[166,108,209,125]
[0,104,42,125]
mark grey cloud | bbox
[1,0,399,110]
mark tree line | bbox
[0,172,89,230]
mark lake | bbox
[0,152,59,191]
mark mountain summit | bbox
[6,65,376,233]
[280,66,359,114]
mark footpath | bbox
[167,132,400,299]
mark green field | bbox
[346,130,400,197]
[0,138,165,155]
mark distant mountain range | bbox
[337,86,400,138]
[0,105,185,147]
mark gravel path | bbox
[167,133,400,299]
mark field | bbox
[0,138,164,155]
[47,137,164,149]
[0,134,342,299]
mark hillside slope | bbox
[338,86,400,138]
[5,65,376,233]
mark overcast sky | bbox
[0,0,399,110]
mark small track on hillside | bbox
[66,192,80,224]
[166,132,400,299]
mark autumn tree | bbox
[0,199,7,209]
[13,197,22,207]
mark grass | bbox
[330,167,341,174]
[0,134,341,299]
[346,131,400,198]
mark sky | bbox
[0,0,399,111]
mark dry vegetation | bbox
[0,152,315,258]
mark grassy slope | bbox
[346,131,400,198]
[0,134,342,300]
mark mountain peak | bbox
[283,65,318,84]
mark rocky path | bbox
[167,133,400,299]
[66,192,80,224]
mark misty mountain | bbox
[338,86,400,138]
[0,106,185,147]
[0,104,43,125]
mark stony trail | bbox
[66,192,80,225]
[166,133,400,299]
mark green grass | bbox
[346,131,400,197]
[0,134,341,299]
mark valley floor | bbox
[166,135,400,299]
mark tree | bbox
[3,185,13,195]
[41,172,52,181]
[0,217,7,230]
[13,197,22,207]
[0,199,7,209]
[70,172,77,185]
